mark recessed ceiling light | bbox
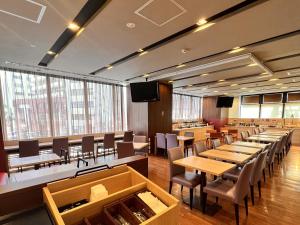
[276,83,283,86]
[194,22,215,32]
[269,78,279,81]
[214,90,219,93]
[188,84,193,87]
[143,74,149,78]
[224,92,228,95]
[138,49,144,53]
[196,19,207,26]
[229,47,245,54]
[241,87,247,90]
[126,22,136,28]
[139,51,148,56]
[176,64,186,68]
[30,44,36,48]
[261,72,268,75]
[248,63,257,67]
[218,79,225,82]
[200,73,209,77]
[281,86,288,89]
[47,50,56,55]
[168,80,173,83]
[68,22,80,32]
[107,65,113,70]
[231,84,238,86]
[76,27,85,36]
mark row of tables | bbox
[173,130,287,212]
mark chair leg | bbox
[234,203,240,225]
[189,188,193,210]
[202,193,207,213]
[181,185,183,192]
[263,169,266,183]
[272,162,274,172]
[244,195,248,216]
[250,185,255,205]
[169,181,173,194]
[258,180,261,198]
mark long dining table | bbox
[173,156,235,211]
[199,149,253,164]
[216,144,262,155]
[231,141,268,149]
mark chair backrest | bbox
[133,135,147,143]
[184,132,194,137]
[258,127,264,133]
[210,132,223,139]
[156,133,166,149]
[104,133,115,149]
[276,136,285,153]
[228,129,238,134]
[166,133,178,149]
[287,129,294,144]
[233,159,255,204]
[246,130,251,137]
[267,141,278,164]
[19,140,39,157]
[193,141,207,156]
[123,131,133,142]
[250,151,268,185]
[167,147,185,179]
[224,135,233,145]
[82,136,94,153]
[254,128,260,135]
[53,137,69,155]
[211,139,221,149]
[240,131,248,141]
[117,142,134,159]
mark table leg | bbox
[200,171,207,212]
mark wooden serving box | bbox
[43,165,179,225]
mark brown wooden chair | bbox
[81,136,96,162]
[102,133,115,157]
[53,137,69,164]
[19,140,39,157]
[168,147,201,210]
[193,141,207,157]
[123,131,134,142]
[117,142,134,159]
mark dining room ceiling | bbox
[0,0,300,96]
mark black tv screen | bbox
[216,96,234,108]
[130,81,160,102]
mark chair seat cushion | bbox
[203,179,235,202]
[172,172,201,188]
[223,167,241,181]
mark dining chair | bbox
[19,140,39,157]
[224,135,233,145]
[133,135,148,156]
[253,128,260,135]
[240,131,248,141]
[81,136,96,162]
[266,141,278,177]
[116,142,134,159]
[183,131,194,157]
[228,129,238,141]
[286,130,294,153]
[52,137,70,164]
[155,133,166,155]
[193,141,207,157]
[123,130,134,142]
[203,159,255,225]
[275,136,285,164]
[258,127,264,133]
[166,133,178,149]
[167,146,201,210]
[208,132,223,148]
[102,133,115,157]
[211,139,221,149]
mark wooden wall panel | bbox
[148,83,172,153]
[0,119,8,173]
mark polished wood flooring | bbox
[148,146,300,225]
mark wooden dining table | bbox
[246,136,279,143]
[199,149,253,164]
[177,136,194,153]
[216,144,262,155]
[231,141,268,149]
[173,156,235,211]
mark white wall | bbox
[228,97,240,118]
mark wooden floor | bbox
[148,146,300,225]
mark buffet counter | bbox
[173,126,214,141]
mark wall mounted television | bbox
[216,96,234,108]
[130,81,160,102]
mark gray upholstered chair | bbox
[258,127,264,133]
[155,133,166,155]
[117,142,134,159]
[286,130,294,152]
[203,160,255,225]
[211,139,221,149]
[166,133,178,149]
[183,131,194,157]
[193,141,207,157]
[123,131,133,142]
[133,135,148,156]
[19,140,39,157]
[102,133,115,157]
[266,141,278,177]
[240,131,248,141]
[53,137,69,164]
[253,128,260,135]
[224,135,233,145]
[167,147,201,210]
[275,136,285,164]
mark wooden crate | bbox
[43,165,179,225]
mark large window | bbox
[284,103,300,118]
[172,93,201,121]
[0,68,127,140]
[260,104,283,118]
[240,104,260,118]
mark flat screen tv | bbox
[130,81,160,102]
[216,96,234,108]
